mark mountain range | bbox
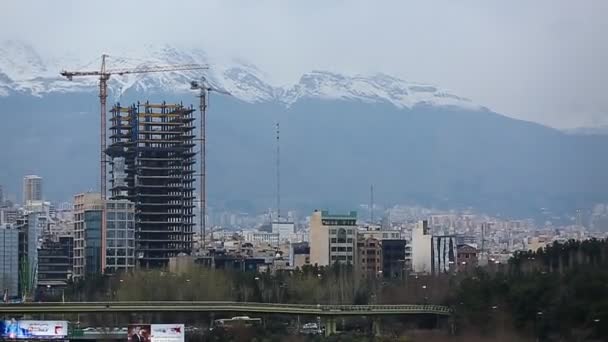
[1,41,606,219]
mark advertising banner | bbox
[0,320,68,339]
[128,324,184,342]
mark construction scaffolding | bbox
[107,102,196,268]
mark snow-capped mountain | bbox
[0,40,477,109]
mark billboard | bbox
[0,320,68,339]
[128,324,184,342]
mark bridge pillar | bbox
[372,317,382,337]
[323,317,337,336]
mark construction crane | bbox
[190,77,230,253]
[60,54,209,200]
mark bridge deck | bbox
[0,301,451,316]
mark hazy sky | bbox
[2,0,607,128]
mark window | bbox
[331,255,337,261]
[347,247,353,252]
[106,212,116,220]
[331,238,337,243]
[347,256,352,261]
[330,229,337,234]
[331,247,337,252]
[127,213,134,220]
[347,238,353,243]
[117,212,126,220]
[338,247,346,252]
[337,228,347,243]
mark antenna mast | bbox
[276,122,281,223]
[370,184,374,225]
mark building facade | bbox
[431,235,457,274]
[23,175,42,204]
[309,210,357,266]
[37,236,73,288]
[289,242,310,269]
[272,222,295,242]
[357,237,382,277]
[457,243,478,272]
[105,200,136,274]
[411,220,432,274]
[16,212,39,297]
[381,239,408,279]
[73,193,135,280]
[107,102,196,268]
[0,225,19,297]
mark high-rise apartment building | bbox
[0,225,19,297]
[23,175,43,204]
[107,102,196,268]
[73,193,135,280]
[309,210,357,266]
[411,220,432,274]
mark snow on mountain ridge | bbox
[0,41,478,109]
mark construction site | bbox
[106,102,197,268]
[60,56,211,269]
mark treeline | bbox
[64,239,608,340]
[452,238,608,340]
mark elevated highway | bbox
[0,301,451,316]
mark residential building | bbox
[357,237,382,277]
[244,231,280,246]
[361,229,401,241]
[37,236,73,289]
[309,210,357,266]
[457,244,479,272]
[381,239,408,279]
[289,242,310,269]
[0,225,19,297]
[431,235,457,274]
[0,208,18,225]
[272,221,295,242]
[411,220,432,274]
[23,175,43,204]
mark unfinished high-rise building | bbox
[107,102,196,268]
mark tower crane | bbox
[60,54,209,200]
[190,77,230,252]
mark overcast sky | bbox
[2,0,607,128]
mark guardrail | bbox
[0,301,451,316]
